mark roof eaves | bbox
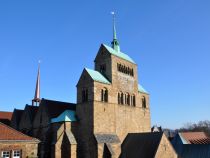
[85,68,111,85]
[102,44,136,64]
[138,84,149,94]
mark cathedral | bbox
[7,16,177,158]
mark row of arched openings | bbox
[117,63,134,77]
[118,92,136,106]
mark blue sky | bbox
[0,0,210,129]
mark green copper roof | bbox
[138,84,149,94]
[103,44,135,64]
[51,110,77,123]
[85,68,111,84]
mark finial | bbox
[32,60,41,106]
[111,11,120,52]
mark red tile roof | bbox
[0,122,39,142]
[0,111,13,120]
[180,132,210,144]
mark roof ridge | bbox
[102,44,135,64]
[42,98,76,105]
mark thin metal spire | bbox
[32,60,41,106]
[111,12,120,52]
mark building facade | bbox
[6,17,178,158]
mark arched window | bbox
[131,95,136,106]
[142,96,146,108]
[104,89,108,102]
[121,93,124,104]
[101,88,108,102]
[82,89,88,102]
[118,93,121,104]
[131,69,134,76]
[127,94,130,105]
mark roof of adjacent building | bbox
[179,132,210,144]
[40,99,76,118]
[120,132,163,158]
[0,111,13,125]
[85,68,111,85]
[103,44,135,64]
[51,110,77,123]
[138,84,149,94]
[0,122,39,142]
[178,145,210,158]
[0,111,13,120]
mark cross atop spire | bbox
[32,61,41,106]
[111,12,120,52]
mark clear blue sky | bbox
[0,0,210,129]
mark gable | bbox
[155,133,177,158]
[120,132,163,158]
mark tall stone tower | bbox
[75,14,151,158]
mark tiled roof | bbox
[138,84,149,94]
[0,111,13,120]
[103,44,135,64]
[120,132,163,158]
[40,99,76,118]
[0,122,39,142]
[94,133,121,144]
[51,110,77,123]
[180,132,210,144]
[85,68,111,85]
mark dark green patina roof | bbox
[103,44,135,64]
[85,68,111,85]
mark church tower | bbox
[76,13,151,158]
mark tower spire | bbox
[32,61,41,106]
[111,12,120,52]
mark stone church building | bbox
[8,16,177,158]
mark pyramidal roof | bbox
[85,68,111,85]
[51,110,77,123]
[103,44,135,64]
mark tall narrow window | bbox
[118,93,120,104]
[82,89,88,102]
[104,89,108,102]
[142,96,146,108]
[101,88,108,102]
[101,89,104,101]
[121,93,124,104]
[127,94,130,105]
[100,64,106,74]
[132,95,136,106]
